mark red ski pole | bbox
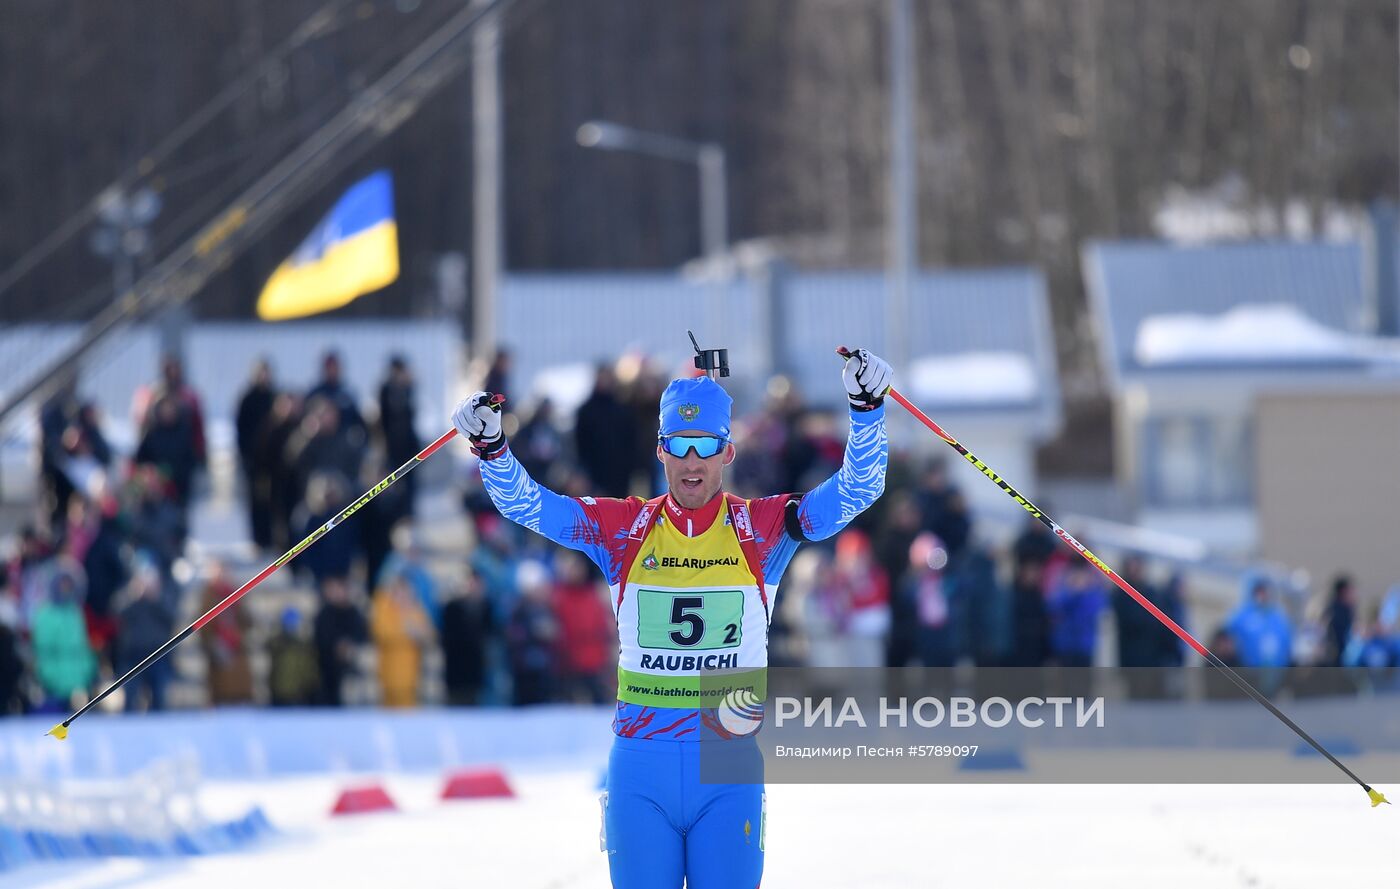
[837,346,1387,807]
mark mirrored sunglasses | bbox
[658,434,728,459]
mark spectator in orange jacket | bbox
[370,572,433,707]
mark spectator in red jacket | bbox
[551,550,615,704]
[824,529,891,668]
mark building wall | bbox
[914,415,1039,520]
[496,270,1061,431]
[1256,391,1400,607]
[1117,377,1259,552]
[1117,373,1400,555]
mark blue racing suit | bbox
[477,404,887,887]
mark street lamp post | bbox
[90,184,161,301]
[696,145,728,266]
[576,121,728,264]
[577,120,730,351]
[887,0,917,446]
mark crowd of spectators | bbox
[2,347,1399,719]
[9,354,205,716]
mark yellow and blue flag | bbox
[256,170,398,321]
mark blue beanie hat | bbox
[658,376,732,438]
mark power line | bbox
[0,0,363,302]
[0,0,521,428]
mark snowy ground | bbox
[6,770,1393,888]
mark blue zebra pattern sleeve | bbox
[795,404,888,541]
[476,446,617,575]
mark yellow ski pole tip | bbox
[1368,788,1389,807]
[46,723,68,741]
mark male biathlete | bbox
[451,347,891,888]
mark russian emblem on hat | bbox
[678,403,700,422]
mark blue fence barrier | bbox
[0,808,275,873]
[0,706,615,781]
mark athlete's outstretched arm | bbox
[794,346,893,540]
[793,402,888,541]
[453,393,637,580]
[479,445,645,584]
[476,444,577,538]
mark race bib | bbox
[636,589,744,651]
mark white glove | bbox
[452,391,504,455]
[842,348,892,410]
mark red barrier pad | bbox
[440,768,515,801]
[331,784,398,815]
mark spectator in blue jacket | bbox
[294,473,359,587]
[957,543,1012,667]
[1343,589,1400,690]
[1343,615,1399,679]
[114,565,174,712]
[1226,574,1292,669]
[1225,573,1293,696]
[1378,585,1400,658]
[1047,559,1108,668]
